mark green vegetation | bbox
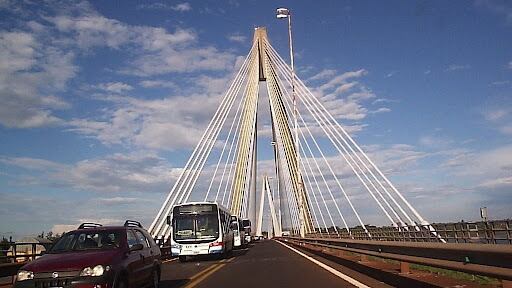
[409,263,499,285]
[361,254,499,285]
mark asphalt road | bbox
[159,240,391,288]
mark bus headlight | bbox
[171,243,181,255]
[17,270,34,281]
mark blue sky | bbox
[0,0,511,238]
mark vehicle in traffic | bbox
[229,215,246,248]
[242,218,252,244]
[170,202,234,261]
[14,220,161,288]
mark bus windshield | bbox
[173,206,219,242]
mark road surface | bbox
[159,239,390,288]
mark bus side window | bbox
[220,212,226,233]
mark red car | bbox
[14,220,161,288]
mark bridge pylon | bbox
[230,27,314,236]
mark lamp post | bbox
[276,7,305,237]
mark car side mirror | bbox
[129,243,143,252]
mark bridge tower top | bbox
[254,27,268,81]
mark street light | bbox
[276,7,305,237]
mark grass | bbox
[410,263,500,285]
[360,254,499,285]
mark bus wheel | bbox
[179,256,187,262]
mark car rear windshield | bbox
[50,230,123,253]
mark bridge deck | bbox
[160,240,390,288]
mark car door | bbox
[134,230,153,282]
[126,229,144,288]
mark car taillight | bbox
[209,241,223,247]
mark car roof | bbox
[71,226,144,233]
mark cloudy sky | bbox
[0,0,511,238]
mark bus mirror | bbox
[166,216,171,225]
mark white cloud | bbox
[499,124,512,135]
[371,107,391,114]
[67,92,222,150]
[0,31,76,128]
[445,64,471,72]
[227,33,247,43]
[1,152,180,193]
[0,156,65,171]
[97,82,133,93]
[308,69,337,81]
[136,2,191,12]
[47,6,235,76]
[98,197,141,205]
[475,0,512,23]
[481,107,512,135]
[419,135,454,149]
[478,176,512,189]
[139,80,177,89]
[171,2,192,12]
[490,80,510,86]
[318,69,367,91]
[482,108,508,121]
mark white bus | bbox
[229,215,246,248]
[242,218,252,244]
[170,202,234,261]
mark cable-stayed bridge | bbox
[149,27,439,242]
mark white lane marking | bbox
[275,240,371,288]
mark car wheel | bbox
[151,268,160,288]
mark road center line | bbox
[183,258,234,288]
[275,240,371,288]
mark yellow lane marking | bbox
[183,258,234,288]
[162,258,178,264]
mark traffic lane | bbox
[278,240,393,288]
[194,240,362,288]
[159,255,226,288]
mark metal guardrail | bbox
[281,236,512,281]
[0,242,49,263]
[0,242,49,286]
[306,220,512,244]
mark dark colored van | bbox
[14,220,161,288]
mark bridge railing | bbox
[306,220,512,244]
[0,242,50,263]
[280,236,512,281]
[0,242,50,285]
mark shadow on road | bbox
[159,279,189,288]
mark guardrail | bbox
[306,219,512,244]
[0,242,49,263]
[0,242,49,286]
[280,236,512,281]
